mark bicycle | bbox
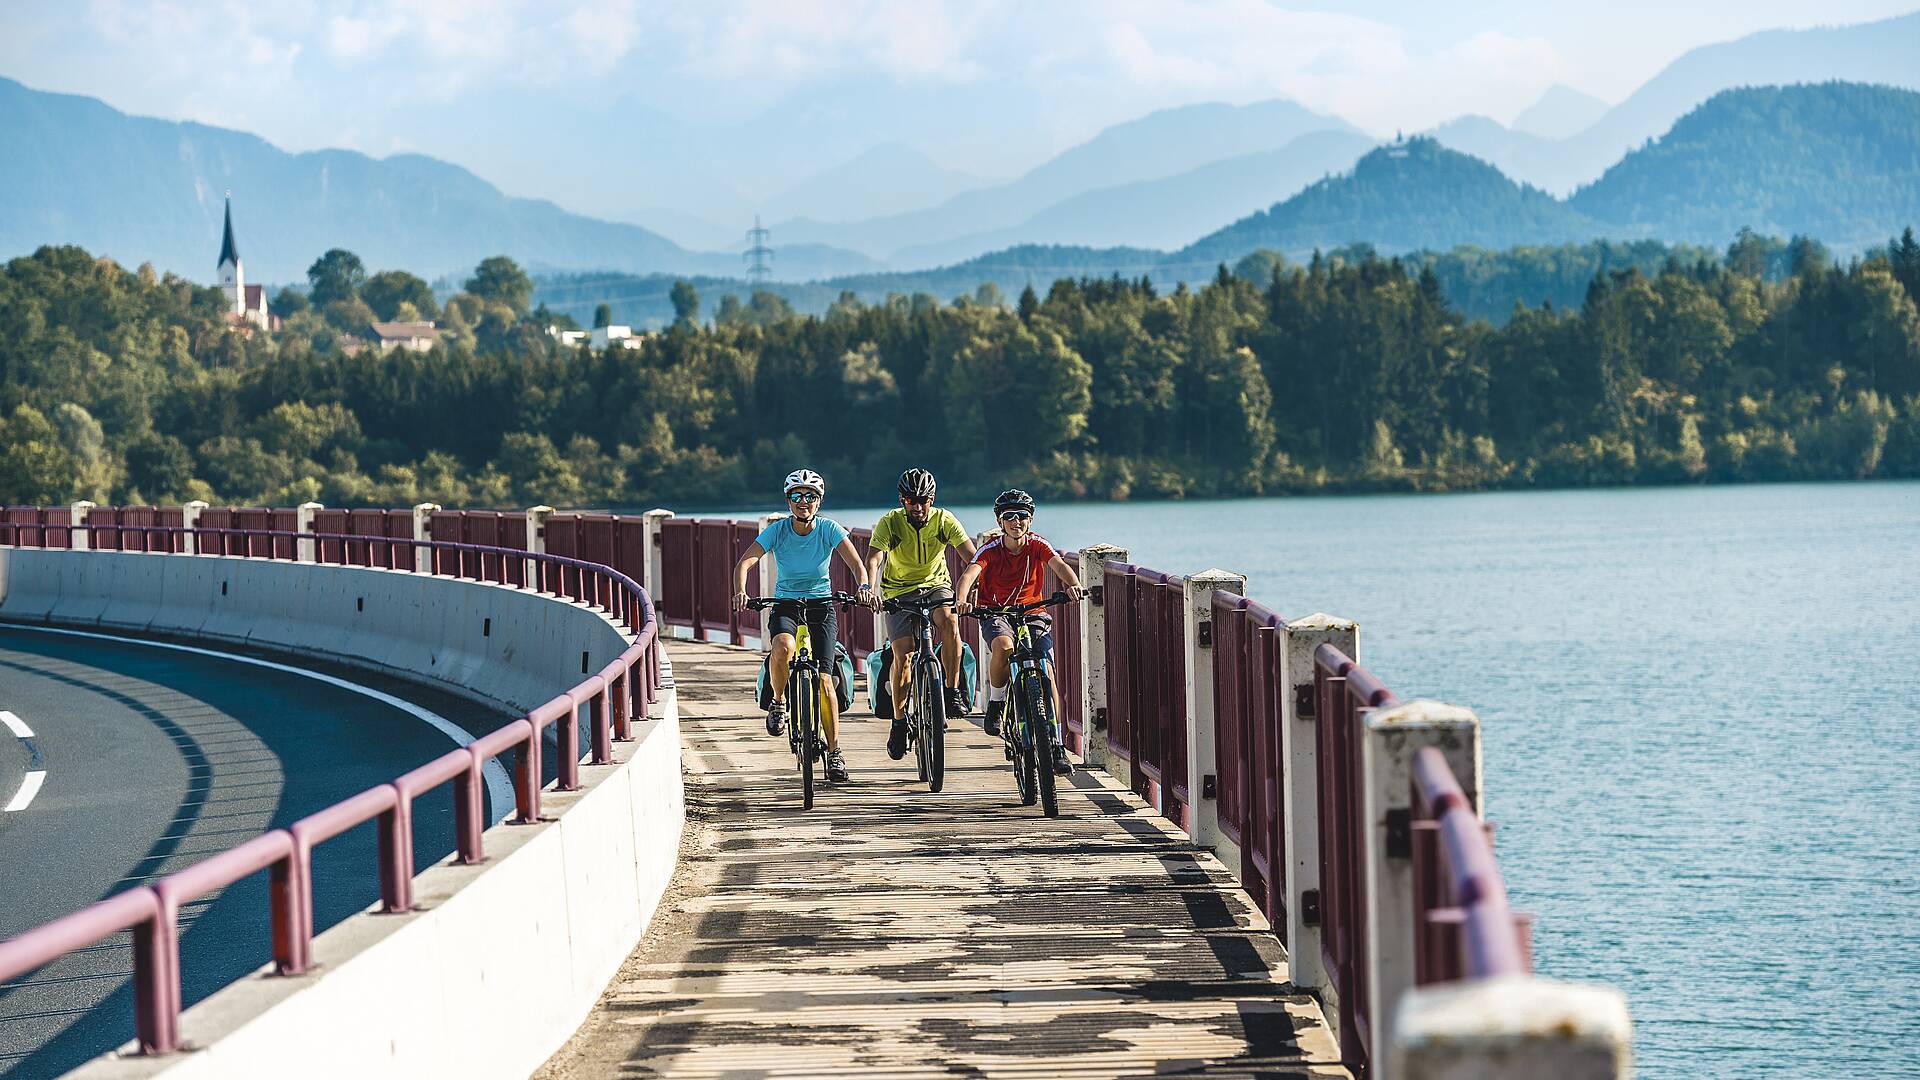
[963,591,1074,818]
[879,593,958,793]
[748,593,854,810]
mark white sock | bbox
[988,683,1007,702]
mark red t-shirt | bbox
[970,534,1059,607]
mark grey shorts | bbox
[980,612,1053,659]
[885,587,954,642]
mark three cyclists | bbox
[730,468,874,783]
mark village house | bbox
[369,321,440,352]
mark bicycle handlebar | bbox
[960,591,1075,619]
[746,592,858,611]
[879,595,958,614]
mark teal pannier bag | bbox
[758,642,855,713]
[865,641,977,719]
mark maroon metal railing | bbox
[0,523,661,1056]
[1205,594,1289,935]
[1411,746,1533,983]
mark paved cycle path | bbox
[542,639,1348,1079]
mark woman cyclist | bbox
[732,469,872,782]
[954,488,1085,776]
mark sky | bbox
[3,1,1916,218]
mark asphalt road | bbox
[0,624,514,1079]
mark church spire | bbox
[218,193,239,268]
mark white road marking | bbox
[0,710,31,738]
[4,770,45,812]
[0,624,515,822]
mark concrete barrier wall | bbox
[0,549,629,715]
[0,550,685,1080]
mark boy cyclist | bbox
[954,488,1085,776]
[866,467,977,760]
[732,468,873,782]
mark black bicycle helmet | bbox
[898,468,937,499]
[993,488,1036,515]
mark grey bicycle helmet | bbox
[993,488,1035,515]
[897,468,937,499]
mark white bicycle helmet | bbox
[783,468,825,496]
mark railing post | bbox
[641,508,674,602]
[1280,613,1356,1000]
[1361,698,1481,1073]
[757,512,783,649]
[526,504,554,589]
[1076,543,1127,772]
[181,500,208,555]
[1183,568,1245,857]
[1393,976,1633,1079]
[295,501,323,563]
[411,502,439,573]
[69,500,95,551]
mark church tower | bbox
[216,194,243,316]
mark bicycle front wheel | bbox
[920,661,945,793]
[1026,673,1058,818]
[794,669,816,811]
[1009,689,1037,807]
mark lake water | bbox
[788,481,1920,1079]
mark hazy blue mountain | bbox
[1177,137,1609,263]
[1429,11,1920,193]
[774,98,1361,261]
[762,141,988,224]
[886,130,1378,267]
[1568,82,1920,252]
[1512,84,1611,139]
[0,77,879,283]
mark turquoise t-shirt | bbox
[754,516,849,598]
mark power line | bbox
[744,215,773,286]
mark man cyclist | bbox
[954,488,1084,776]
[866,467,976,761]
[732,469,873,783]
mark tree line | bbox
[1,229,1917,509]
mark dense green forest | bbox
[2,229,1918,509]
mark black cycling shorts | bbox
[769,600,838,660]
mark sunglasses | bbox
[998,510,1031,522]
[903,496,933,506]
[786,491,820,504]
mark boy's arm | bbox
[732,541,765,610]
[1047,553,1087,600]
[954,561,983,613]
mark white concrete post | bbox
[1393,976,1633,1080]
[411,502,440,574]
[69,501,95,551]
[1361,699,1482,1075]
[756,512,784,649]
[181,500,208,556]
[640,508,674,600]
[1075,543,1127,771]
[525,504,554,590]
[295,501,323,563]
[1279,613,1357,1000]
[1183,568,1246,858]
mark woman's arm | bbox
[731,541,765,611]
[836,537,873,603]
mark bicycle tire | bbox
[1027,673,1058,818]
[795,668,816,811]
[921,660,945,793]
[1009,685,1037,806]
[911,665,930,783]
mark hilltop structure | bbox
[215,195,276,331]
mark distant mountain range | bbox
[0,76,881,284]
[1428,10,1920,193]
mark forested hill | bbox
[2,233,1917,511]
[1568,82,1920,251]
[1177,137,1604,262]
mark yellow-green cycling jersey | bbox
[871,507,967,598]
